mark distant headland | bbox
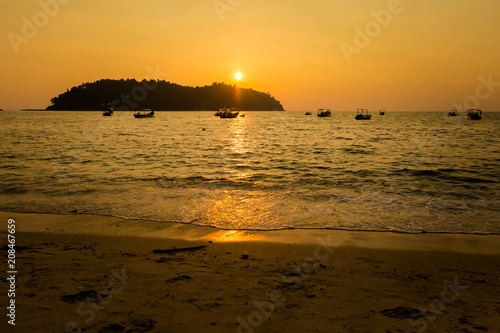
[46,79,284,111]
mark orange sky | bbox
[1,0,499,111]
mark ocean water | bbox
[1,110,499,234]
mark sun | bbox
[235,72,242,80]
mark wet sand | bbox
[1,211,499,333]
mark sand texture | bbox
[1,211,499,333]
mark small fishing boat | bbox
[379,109,385,115]
[317,109,331,117]
[134,109,155,118]
[466,109,482,120]
[103,108,114,116]
[305,112,312,115]
[355,109,372,120]
[447,107,458,116]
[219,107,240,118]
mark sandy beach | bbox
[1,211,499,333]
[2,1,500,332]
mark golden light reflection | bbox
[180,116,286,231]
[202,229,263,242]
[1,3,499,111]
[190,190,282,230]
[224,116,249,179]
[230,117,247,155]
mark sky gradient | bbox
[1,0,499,111]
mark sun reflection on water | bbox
[180,189,292,230]
[203,190,277,228]
[229,117,247,153]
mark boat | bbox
[218,107,240,119]
[305,112,312,115]
[134,109,155,118]
[317,109,332,117]
[447,107,458,116]
[379,109,385,115]
[355,109,372,120]
[102,107,114,116]
[466,109,482,120]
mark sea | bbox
[1,110,499,234]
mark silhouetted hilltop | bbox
[46,79,284,111]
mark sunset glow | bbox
[0,1,499,111]
[1,2,499,331]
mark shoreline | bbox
[1,211,499,332]
[2,211,500,255]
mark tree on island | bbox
[46,79,284,111]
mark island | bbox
[46,79,284,111]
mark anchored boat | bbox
[134,109,155,118]
[466,109,482,120]
[317,109,332,117]
[103,107,114,116]
[218,107,240,118]
[355,109,372,120]
[448,107,458,116]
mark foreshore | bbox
[1,211,499,332]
